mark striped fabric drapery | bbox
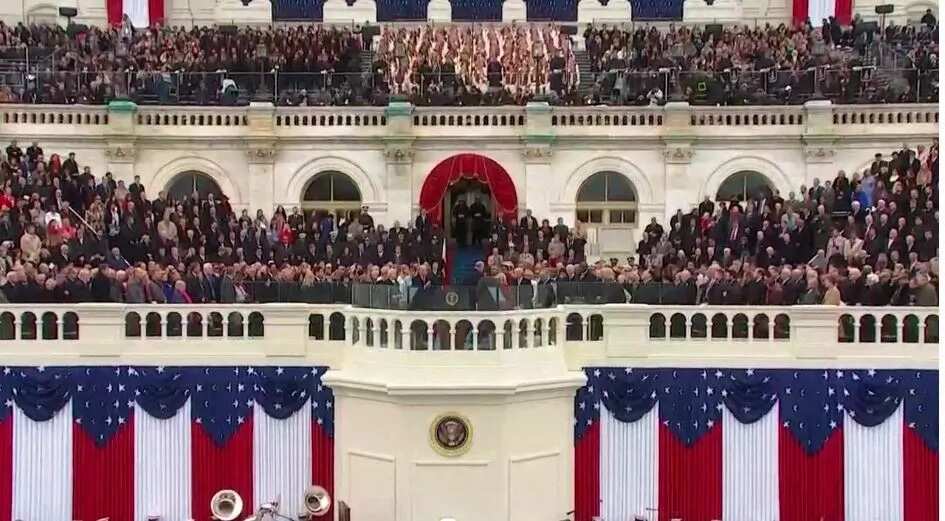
[107,0,164,27]
[0,366,334,521]
[575,367,938,521]
[793,0,853,26]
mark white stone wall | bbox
[0,101,936,260]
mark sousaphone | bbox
[302,486,332,517]
[210,489,244,521]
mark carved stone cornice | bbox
[246,145,277,164]
[804,146,836,164]
[383,145,414,164]
[521,144,553,163]
[662,145,694,164]
[103,143,137,163]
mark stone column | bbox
[523,101,556,221]
[214,0,273,25]
[802,100,838,189]
[383,101,415,225]
[660,101,694,223]
[244,102,276,214]
[427,0,452,21]
[522,145,554,221]
[662,143,695,223]
[246,145,276,215]
[803,145,837,189]
[104,101,138,183]
[383,144,415,227]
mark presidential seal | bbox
[444,291,460,307]
[430,413,472,456]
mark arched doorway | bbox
[166,171,225,202]
[419,153,518,232]
[301,171,363,221]
[715,171,774,202]
[419,153,518,283]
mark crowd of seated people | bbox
[582,18,938,106]
[0,19,365,105]
[373,24,579,105]
[0,17,938,106]
[0,139,936,308]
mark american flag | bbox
[0,365,334,521]
[575,367,937,521]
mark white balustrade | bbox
[137,107,249,127]
[0,102,935,141]
[0,105,109,126]
[690,106,805,127]
[551,106,664,127]
[0,304,934,369]
[275,107,387,128]
[832,104,939,126]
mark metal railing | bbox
[0,66,937,106]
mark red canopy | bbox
[418,153,518,225]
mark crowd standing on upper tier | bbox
[0,15,937,106]
[0,139,935,306]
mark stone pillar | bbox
[324,0,378,23]
[245,102,276,214]
[427,0,452,21]
[383,144,415,227]
[523,101,555,222]
[683,0,741,22]
[661,101,694,223]
[803,99,835,136]
[105,101,138,182]
[384,101,416,225]
[577,0,633,24]
[802,100,838,189]
[104,143,137,184]
[503,0,526,21]
[246,146,276,215]
[214,0,273,25]
[662,143,695,223]
[522,145,554,222]
[802,144,838,189]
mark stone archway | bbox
[150,156,241,205]
[418,153,518,225]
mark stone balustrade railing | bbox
[0,101,936,142]
[0,304,935,368]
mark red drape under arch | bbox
[419,153,518,225]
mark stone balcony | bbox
[1,304,936,371]
[0,101,937,144]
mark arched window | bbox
[166,171,224,202]
[715,171,774,202]
[576,171,637,226]
[301,171,362,220]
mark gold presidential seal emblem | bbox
[430,413,472,456]
[444,291,460,307]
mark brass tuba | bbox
[302,486,332,517]
[210,489,244,521]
